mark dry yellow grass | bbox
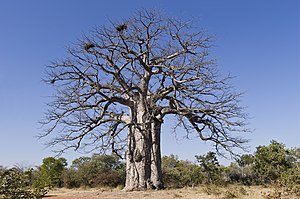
[45,186,299,199]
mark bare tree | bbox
[40,10,248,191]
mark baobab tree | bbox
[41,10,248,191]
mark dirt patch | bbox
[44,196,103,199]
[43,186,299,199]
[44,188,213,199]
[43,193,117,199]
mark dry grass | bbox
[44,186,299,199]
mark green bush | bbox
[66,154,125,188]
[278,163,300,196]
[61,168,81,188]
[162,155,201,188]
[253,140,296,184]
[196,152,226,185]
[0,168,47,199]
[34,157,67,189]
[226,162,256,185]
[162,153,230,188]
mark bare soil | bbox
[43,186,298,199]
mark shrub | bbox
[66,154,125,188]
[278,163,300,196]
[94,169,125,187]
[162,155,202,188]
[253,140,295,184]
[34,157,67,189]
[196,151,226,185]
[0,168,47,199]
[61,168,81,188]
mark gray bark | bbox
[124,101,163,191]
[150,120,163,189]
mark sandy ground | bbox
[43,186,298,199]
[44,188,219,199]
[44,189,213,199]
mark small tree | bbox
[196,152,223,184]
[34,157,67,188]
[162,155,201,188]
[279,163,300,196]
[40,9,248,190]
[70,156,92,187]
[253,140,295,184]
[274,147,300,195]
[85,154,125,187]
[61,168,80,188]
[161,155,181,188]
[66,154,125,188]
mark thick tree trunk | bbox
[124,102,163,191]
[150,120,164,189]
[125,126,151,190]
[125,103,150,191]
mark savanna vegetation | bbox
[1,140,299,198]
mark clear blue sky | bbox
[0,0,299,167]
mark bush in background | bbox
[0,139,299,193]
[33,157,67,189]
[63,154,125,188]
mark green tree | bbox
[253,140,295,184]
[279,163,300,196]
[277,147,300,196]
[34,157,67,188]
[70,156,92,187]
[61,168,80,188]
[67,154,125,188]
[161,155,181,188]
[162,155,202,188]
[88,154,125,187]
[196,152,223,184]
